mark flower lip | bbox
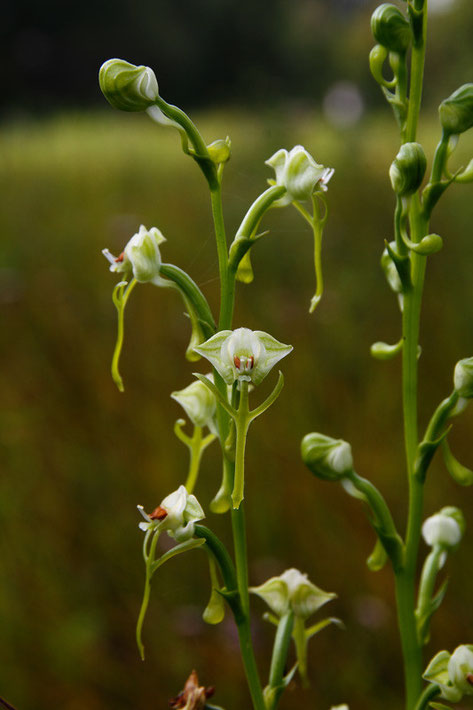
[149,505,168,521]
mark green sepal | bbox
[441,439,473,486]
[305,616,344,640]
[367,538,389,571]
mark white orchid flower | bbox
[194,327,292,386]
[103,224,166,285]
[251,567,336,620]
[137,485,204,542]
[266,145,334,206]
[424,645,473,702]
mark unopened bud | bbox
[390,142,426,196]
[207,138,232,165]
[301,432,353,481]
[99,59,159,112]
[422,507,464,548]
[439,84,473,136]
[371,4,410,54]
[454,357,473,399]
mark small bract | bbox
[137,485,204,542]
[250,567,336,619]
[171,375,217,432]
[194,327,292,386]
[103,225,166,285]
[266,145,334,206]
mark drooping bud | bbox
[301,433,354,481]
[171,376,217,431]
[422,506,464,548]
[454,357,473,398]
[265,146,334,205]
[389,142,427,196]
[99,59,159,112]
[439,84,473,136]
[137,485,205,542]
[103,225,166,285]
[371,4,411,54]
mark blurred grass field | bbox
[1,109,473,710]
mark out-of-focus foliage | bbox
[2,0,473,114]
[0,110,473,709]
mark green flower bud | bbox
[207,137,232,165]
[371,4,411,54]
[454,357,473,398]
[301,433,353,481]
[99,59,159,112]
[422,507,464,548]
[439,84,473,136]
[389,142,427,196]
[423,650,463,703]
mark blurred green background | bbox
[1,1,473,709]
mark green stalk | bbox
[395,5,429,707]
[208,181,265,710]
[210,184,235,330]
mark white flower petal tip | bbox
[266,145,334,204]
[194,327,292,386]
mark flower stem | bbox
[233,381,251,509]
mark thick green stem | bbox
[210,185,235,330]
[397,202,428,709]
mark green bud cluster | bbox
[301,432,353,481]
[389,142,426,196]
[371,4,410,54]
